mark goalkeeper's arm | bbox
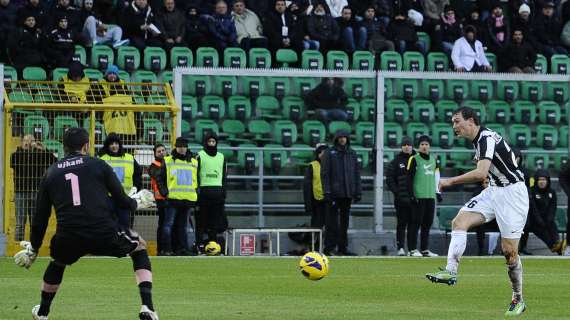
[31,177,52,251]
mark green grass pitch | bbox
[1,257,569,319]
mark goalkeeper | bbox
[15,128,158,320]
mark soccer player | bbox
[14,128,158,320]
[425,107,529,316]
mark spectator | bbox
[500,29,537,73]
[123,0,162,52]
[385,136,415,256]
[434,5,462,56]
[335,6,366,52]
[519,169,566,255]
[9,15,47,71]
[100,65,129,97]
[512,4,537,49]
[305,3,340,52]
[244,0,270,17]
[155,0,187,52]
[561,15,570,49]
[463,6,485,39]
[231,0,268,51]
[1,0,20,61]
[82,0,129,48]
[100,66,138,141]
[324,0,348,18]
[558,161,570,256]
[451,25,492,72]
[347,0,373,19]
[304,144,329,241]
[422,0,449,32]
[406,0,425,28]
[305,77,348,122]
[406,135,440,257]
[533,1,567,58]
[17,0,47,30]
[61,61,91,103]
[360,6,395,55]
[149,143,169,255]
[388,11,426,55]
[207,0,238,53]
[263,0,303,54]
[485,4,510,55]
[374,0,392,27]
[46,16,75,68]
[10,135,57,241]
[49,0,82,35]
[321,130,361,256]
[185,6,211,51]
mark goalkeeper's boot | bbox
[139,305,159,320]
[32,305,48,320]
[425,268,457,285]
[505,299,526,316]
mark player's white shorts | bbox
[460,181,529,239]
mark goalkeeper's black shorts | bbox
[50,229,140,265]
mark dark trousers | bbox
[240,37,268,52]
[196,197,227,245]
[161,205,190,253]
[156,200,167,253]
[395,199,414,251]
[411,198,435,251]
[324,198,352,252]
[520,220,560,250]
[310,200,327,229]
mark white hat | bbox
[519,4,531,14]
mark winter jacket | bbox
[48,4,81,33]
[17,2,48,28]
[47,26,75,67]
[385,151,414,204]
[486,14,510,52]
[155,6,186,40]
[533,13,563,47]
[0,2,19,35]
[321,131,361,200]
[435,19,462,45]
[10,147,57,192]
[512,16,537,48]
[208,12,238,47]
[500,40,536,71]
[304,79,348,110]
[10,26,46,69]
[335,15,360,31]
[422,0,449,20]
[123,1,154,39]
[306,13,340,42]
[360,16,390,40]
[232,8,264,43]
[149,157,168,198]
[388,18,418,42]
[451,36,490,71]
[185,9,210,40]
[263,9,303,51]
[529,169,557,228]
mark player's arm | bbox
[103,161,137,210]
[441,159,491,188]
[30,176,52,251]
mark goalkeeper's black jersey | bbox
[31,152,137,250]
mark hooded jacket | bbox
[304,78,348,110]
[321,130,361,199]
[99,133,143,191]
[196,133,227,196]
[386,150,415,204]
[529,169,556,227]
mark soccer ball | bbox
[299,252,329,281]
[204,241,222,256]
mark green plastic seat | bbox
[449,147,475,170]
[73,45,87,65]
[8,91,34,103]
[406,122,429,145]
[384,122,403,147]
[526,149,550,171]
[201,95,226,119]
[553,150,568,172]
[344,78,370,100]
[237,143,260,172]
[436,100,458,123]
[3,65,18,87]
[509,124,531,149]
[144,46,167,72]
[470,80,493,102]
[353,146,371,170]
[384,79,393,99]
[486,123,507,138]
[282,96,304,121]
[181,95,198,121]
[301,50,324,69]
[23,67,47,81]
[195,119,219,144]
[431,122,454,149]
[170,46,193,68]
[290,143,313,164]
[513,101,536,124]
[487,100,511,124]
[213,75,237,98]
[462,100,486,123]
[44,139,65,159]
[520,81,543,102]
[352,50,374,70]
[196,47,219,67]
[91,45,114,70]
[421,79,444,102]
[185,75,211,97]
[417,31,431,51]
[276,49,298,67]
[84,68,104,81]
[383,150,395,165]
[217,143,235,161]
[23,115,50,140]
[117,46,141,72]
[263,143,288,172]
[380,51,402,71]
[53,115,79,139]
[438,207,459,231]
[551,54,570,74]
[426,52,448,72]
[446,80,468,102]
[556,207,567,232]
[345,99,360,122]
[536,124,559,149]
[224,47,247,68]
[328,121,352,137]
[222,119,248,143]
[496,80,519,102]
[248,119,272,142]
[267,77,291,100]
[146,95,168,105]
[302,120,326,146]
[560,125,568,148]
[248,48,272,68]
[485,53,497,71]
[360,98,376,122]
[534,54,547,74]
[538,101,561,125]
[326,50,349,70]
[160,70,173,85]
[118,70,130,82]
[227,96,252,120]
[546,82,569,104]
[142,118,164,144]
[272,120,298,147]
[403,51,425,71]
[256,96,281,119]
[52,68,68,81]
[242,76,266,98]
[293,77,318,98]
[132,70,157,83]
[395,79,419,102]
[411,99,435,123]
[355,122,375,147]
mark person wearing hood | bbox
[231,0,268,51]
[185,5,212,51]
[519,169,566,255]
[47,16,75,68]
[406,135,441,257]
[304,77,348,122]
[9,14,47,72]
[385,136,415,256]
[485,4,510,55]
[99,133,142,229]
[163,137,197,255]
[17,0,47,29]
[100,66,138,138]
[48,0,82,35]
[149,143,169,254]
[123,0,162,52]
[305,3,340,52]
[434,5,462,56]
[195,133,228,253]
[263,0,303,54]
[388,10,426,55]
[321,130,361,255]
[304,144,329,234]
[61,61,91,103]
[207,0,238,53]
[451,24,492,72]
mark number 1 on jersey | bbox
[65,173,81,206]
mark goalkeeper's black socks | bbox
[139,281,154,311]
[38,291,56,316]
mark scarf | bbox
[494,15,505,42]
[441,14,456,25]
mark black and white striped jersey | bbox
[472,127,525,187]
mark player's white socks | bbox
[446,231,467,274]
[508,255,523,302]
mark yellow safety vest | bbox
[62,75,91,103]
[310,160,324,201]
[100,153,135,194]
[165,155,198,201]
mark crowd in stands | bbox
[3,0,570,73]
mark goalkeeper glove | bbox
[130,189,156,209]
[14,241,38,269]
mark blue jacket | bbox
[208,13,237,46]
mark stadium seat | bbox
[438,207,458,232]
[276,49,298,68]
[395,79,419,102]
[222,119,248,144]
[73,45,87,65]
[301,50,324,69]
[470,80,493,102]
[8,91,34,103]
[84,68,104,81]
[290,143,313,164]
[237,143,259,173]
[534,54,547,73]
[224,47,247,68]
[553,150,568,172]
[248,119,272,143]
[496,80,519,102]
[196,47,219,67]
[53,115,79,140]
[227,95,252,120]
[170,46,193,68]
[144,47,167,72]
[556,208,567,232]
[34,89,54,103]
[302,120,326,146]
[248,48,272,68]
[417,31,431,51]
[181,95,198,121]
[23,67,47,81]
[256,96,281,119]
[352,50,374,71]
[551,54,570,74]
[426,52,448,72]
[44,139,65,159]
[384,79,393,99]
[345,99,360,121]
[546,82,569,104]
[214,75,237,98]
[268,77,291,100]
[146,95,168,106]
[383,150,395,165]
[560,125,568,148]
[485,52,497,71]
[118,70,130,81]
[380,51,402,71]
[142,118,164,144]
[526,149,550,171]
[355,122,375,147]
[538,101,561,125]
[272,120,298,147]
[360,98,375,121]
[487,100,511,123]
[241,76,265,98]
[293,77,318,98]
[217,143,235,161]
[406,122,429,145]
[117,46,141,72]
[3,65,18,84]
[282,96,304,121]
[160,71,173,85]
[446,80,468,102]
[326,50,349,70]
[431,122,454,149]
[132,70,157,83]
[263,144,288,173]
[201,95,226,120]
[486,123,507,138]
[509,124,531,149]
[462,100,486,122]
[386,99,409,123]
[436,100,458,123]
[449,147,474,170]
[52,68,68,81]
[353,147,371,170]
[344,78,369,100]
[23,114,50,140]
[402,51,425,71]
[185,75,211,97]
[536,124,559,150]
[411,99,435,123]
[421,79,444,102]
[384,122,403,147]
[328,121,352,137]
[91,45,114,71]
[195,119,220,144]
[513,101,536,124]
[520,81,543,102]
